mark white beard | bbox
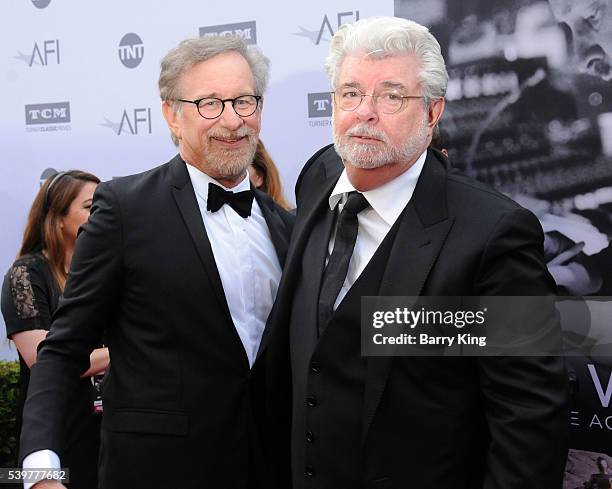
[333,115,429,169]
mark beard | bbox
[201,125,258,180]
[333,115,429,169]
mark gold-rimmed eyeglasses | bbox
[331,87,423,114]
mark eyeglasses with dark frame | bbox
[331,87,424,114]
[176,95,262,119]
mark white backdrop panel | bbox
[0,0,394,359]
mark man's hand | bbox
[32,481,66,489]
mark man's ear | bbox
[162,101,181,142]
[427,98,445,129]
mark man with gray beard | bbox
[265,16,569,489]
[19,36,293,489]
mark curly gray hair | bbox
[325,16,448,105]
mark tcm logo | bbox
[25,102,71,125]
[308,92,332,118]
[118,33,144,68]
[101,108,152,135]
[31,0,51,8]
[199,21,257,45]
[294,11,360,45]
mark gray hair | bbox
[159,36,269,145]
[159,35,270,108]
[324,16,448,105]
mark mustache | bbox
[344,124,389,143]
[208,126,256,140]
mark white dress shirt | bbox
[186,163,282,367]
[23,162,282,487]
[328,149,427,309]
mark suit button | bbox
[306,431,315,443]
[306,396,317,407]
[305,465,316,477]
[310,362,321,373]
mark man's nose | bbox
[218,101,243,130]
[354,95,379,123]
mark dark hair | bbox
[251,140,291,210]
[20,170,100,291]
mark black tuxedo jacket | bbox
[20,155,294,489]
[266,146,569,489]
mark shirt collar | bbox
[328,149,428,226]
[185,163,251,203]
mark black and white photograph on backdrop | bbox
[395,1,612,487]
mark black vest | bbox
[290,205,401,489]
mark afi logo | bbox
[25,102,71,125]
[588,364,612,408]
[118,33,144,68]
[199,22,257,45]
[308,93,333,118]
[101,108,152,135]
[294,11,360,45]
[30,40,60,66]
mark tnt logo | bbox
[25,102,71,125]
[199,21,257,45]
[31,0,51,8]
[294,11,360,45]
[101,108,152,135]
[40,168,59,187]
[308,93,332,118]
[118,33,144,68]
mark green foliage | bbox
[0,361,20,468]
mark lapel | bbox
[283,150,343,311]
[361,150,455,445]
[257,148,343,357]
[253,187,290,267]
[252,188,292,362]
[168,155,233,325]
[286,149,344,282]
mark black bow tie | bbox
[206,182,254,218]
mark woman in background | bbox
[249,140,292,210]
[1,170,109,489]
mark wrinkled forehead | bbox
[337,52,421,85]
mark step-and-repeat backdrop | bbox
[1,0,610,485]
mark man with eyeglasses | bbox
[265,16,569,489]
[19,36,293,489]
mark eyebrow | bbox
[337,81,407,91]
[378,81,407,90]
[192,91,254,99]
[338,82,362,89]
